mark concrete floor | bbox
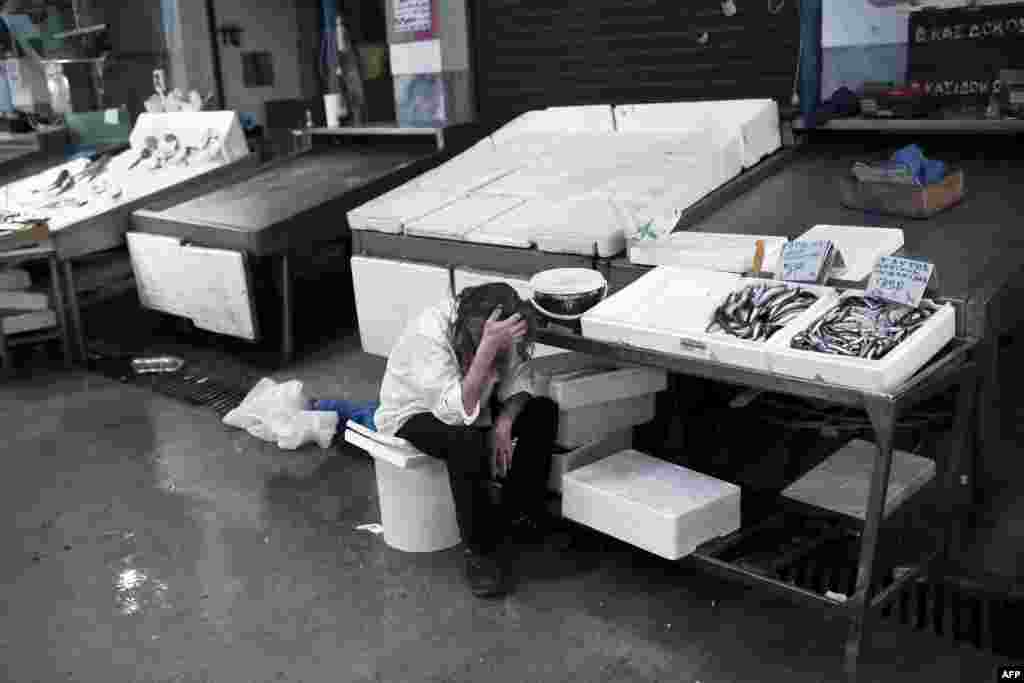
[0,321,1013,683]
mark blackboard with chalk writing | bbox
[908,4,1024,107]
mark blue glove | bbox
[891,145,946,185]
[311,399,379,431]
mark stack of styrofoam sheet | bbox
[562,450,742,560]
[452,267,567,357]
[347,185,462,234]
[782,439,936,519]
[581,267,839,372]
[467,196,632,257]
[614,99,781,168]
[403,194,526,240]
[529,352,668,448]
[350,256,452,357]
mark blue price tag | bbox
[780,240,832,283]
[866,256,934,306]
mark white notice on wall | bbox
[394,0,432,34]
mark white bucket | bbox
[324,92,346,128]
[374,457,461,553]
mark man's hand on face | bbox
[478,306,527,363]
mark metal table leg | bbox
[278,252,293,367]
[62,260,86,364]
[48,253,72,368]
[941,367,978,566]
[844,398,897,682]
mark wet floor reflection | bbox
[114,565,171,616]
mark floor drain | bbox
[91,357,251,417]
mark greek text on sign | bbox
[914,16,1024,43]
[394,0,432,34]
[780,240,833,283]
[866,256,934,307]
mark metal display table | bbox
[537,325,978,681]
[130,144,445,365]
[609,139,1024,499]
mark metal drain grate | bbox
[91,356,252,417]
[776,541,1024,659]
[131,371,250,416]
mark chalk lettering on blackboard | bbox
[914,16,1024,42]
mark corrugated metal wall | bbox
[471,0,801,124]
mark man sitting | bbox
[374,283,558,598]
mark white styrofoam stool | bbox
[344,421,461,553]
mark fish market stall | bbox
[129,131,452,365]
[601,135,1024,497]
[0,112,259,360]
[529,261,977,680]
[347,99,787,357]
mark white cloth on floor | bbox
[223,377,338,450]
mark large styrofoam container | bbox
[347,185,461,234]
[403,194,525,240]
[351,256,452,357]
[581,266,839,373]
[562,450,742,560]
[793,225,905,283]
[529,352,668,410]
[768,292,957,394]
[549,428,633,493]
[782,439,936,520]
[452,267,567,358]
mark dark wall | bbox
[471,0,800,126]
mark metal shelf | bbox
[796,117,1024,135]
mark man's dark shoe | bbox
[464,549,507,598]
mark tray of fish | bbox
[768,291,956,394]
[581,267,837,372]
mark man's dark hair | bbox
[449,282,537,375]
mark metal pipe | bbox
[205,0,226,109]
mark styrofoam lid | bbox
[530,268,606,295]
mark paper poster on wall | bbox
[394,0,432,35]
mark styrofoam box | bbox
[562,450,742,560]
[470,195,630,257]
[793,225,905,283]
[347,185,462,234]
[404,194,525,240]
[351,256,452,357]
[529,351,668,410]
[556,393,656,449]
[768,292,956,394]
[581,266,839,373]
[628,233,788,272]
[782,439,936,520]
[549,428,633,493]
[613,99,780,168]
[411,146,525,196]
[491,105,615,145]
[452,267,567,358]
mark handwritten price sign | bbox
[393,0,432,34]
[781,240,833,283]
[866,256,934,306]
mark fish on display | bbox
[790,296,938,360]
[707,282,820,342]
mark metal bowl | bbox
[529,268,607,321]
